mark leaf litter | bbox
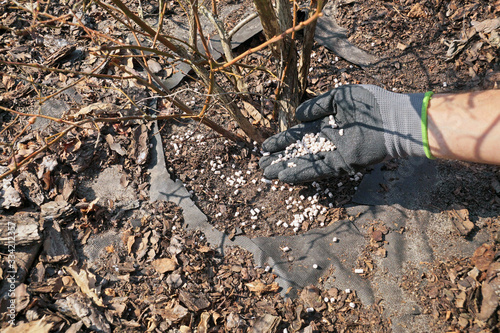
[0,0,500,332]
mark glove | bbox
[259,85,426,183]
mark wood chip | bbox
[152,257,177,273]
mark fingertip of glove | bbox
[261,139,273,152]
[259,155,273,169]
[263,166,279,180]
[295,100,317,122]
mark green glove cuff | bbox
[421,91,436,160]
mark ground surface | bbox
[0,0,499,332]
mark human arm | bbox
[259,85,500,184]
[427,90,500,165]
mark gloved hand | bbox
[259,85,426,183]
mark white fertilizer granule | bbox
[270,133,336,167]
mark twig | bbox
[108,0,178,52]
[214,11,323,71]
[115,61,245,143]
[228,13,259,40]
[201,5,247,92]
[192,0,213,61]
[0,123,79,180]
[0,105,77,127]
[0,60,135,80]
[152,1,169,49]
[39,55,110,104]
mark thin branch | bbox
[192,0,213,61]
[108,0,178,52]
[115,61,245,143]
[0,123,78,180]
[39,55,110,104]
[0,60,135,80]
[228,13,259,40]
[214,11,323,72]
[201,5,247,92]
[0,105,78,127]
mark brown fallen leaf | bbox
[300,285,326,312]
[371,230,384,242]
[179,326,191,333]
[249,314,281,333]
[64,264,104,307]
[197,311,211,333]
[472,18,500,33]
[375,248,387,257]
[105,134,127,156]
[43,44,76,66]
[127,235,136,254]
[396,42,408,51]
[242,101,271,128]
[197,245,213,253]
[179,290,210,312]
[245,280,279,295]
[455,291,467,308]
[152,257,177,274]
[71,102,118,120]
[2,316,54,333]
[407,3,429,18]
[471,244,495,272]
[226,312,242,330]
[477,279,500,321]
[447,205,474,236]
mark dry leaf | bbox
[86,197,100,214]
[2,317,54,333]
[197,311,211,333]
[375,248,387,257]
[197,245,213,253]
[105,134,127,156]
[396,42,408,51]
[477,279,500,321]
[408,3,429,18]
[104,288,116,296]
[127,235,136,254]
[152,257,177,274]
[250,314,281,333]
[447,205,474,236]
[300,285,326,312]
[242,101,271,127]
[160,300,189,322]
[471,244,495,271]
[179,326,191,333]
[64,265,104,307]
[472,18,500,33]
[72,103,118,120]
[245,280,279,295]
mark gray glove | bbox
[259,85,426,183]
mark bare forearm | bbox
[427,90,500,164]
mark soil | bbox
[0,0,499,332]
